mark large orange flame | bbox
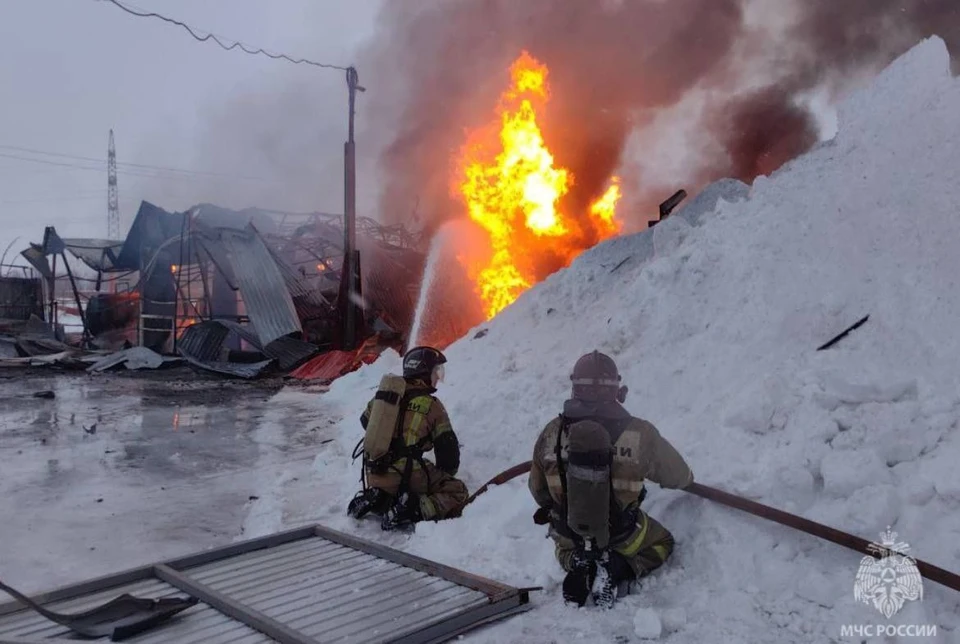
[454,51,622,319]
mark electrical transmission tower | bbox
[107,130,119,239]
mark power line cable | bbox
[0,193,106,205]
[0,151,276,185]
[100,0,350,71]
[0,152,97,171]
[0,151,201,180]
[0,144,270,181]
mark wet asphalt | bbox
[0,369,334,593]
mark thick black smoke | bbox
[360,0,959,233]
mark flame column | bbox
[343,66,365,350]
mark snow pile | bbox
[279,38,960,642]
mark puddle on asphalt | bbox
[0,370,339,593]
[0,371,330,480]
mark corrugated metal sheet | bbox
[179,320,261,363]
[191,204,279,234]
[62,238,123,271]
[18,245,51,280]
[0,578,275,644]
[177,320,316,376]
[288,350,356,381]
[197,235,238,287]
[289,336,382,381]
[218,227,302,346]
[261,336,318,371]
[179,320,230,363]
[0,525,529,644]
[177,320,273,379]
[179,352,274,380]
[87,346,180,372]
[114,201,187,271]
[262,241,333,321]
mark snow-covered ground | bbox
[4,37,960,643]
[271,38,959,642]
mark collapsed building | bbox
[9,201,425,379]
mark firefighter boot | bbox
[347,488,390,520]
[381,493,422,532]
[593,550,634,609]
[562,549,599,607]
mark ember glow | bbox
[454,51,623,319]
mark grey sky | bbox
[0,0,382,266]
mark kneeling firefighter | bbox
[347,346,469,531]
[528,351,694,607]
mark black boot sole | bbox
[562,566,597,607]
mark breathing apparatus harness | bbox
[551,414,645,553]
[351,385,435,498]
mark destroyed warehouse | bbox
[2,201,425,379]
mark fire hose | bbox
[461,460,960,593]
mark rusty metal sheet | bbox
[287,350,357,381]
[288,339,381,382]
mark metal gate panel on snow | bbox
[0,577,273,644]
[0,525,530,644]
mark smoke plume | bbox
[360,0,959,233]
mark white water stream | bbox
[407,227,448,349]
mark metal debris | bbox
[87,346,179,373]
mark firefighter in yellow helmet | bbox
[347,346,468,531]
[528,350,694,607]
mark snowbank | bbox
[279,38,960,642]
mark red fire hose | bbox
[447,461,534,518]
[462,461,960,593]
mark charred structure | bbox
[13,201,424,378]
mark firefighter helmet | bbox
[402,346,447,382]
[570,350,627,402]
